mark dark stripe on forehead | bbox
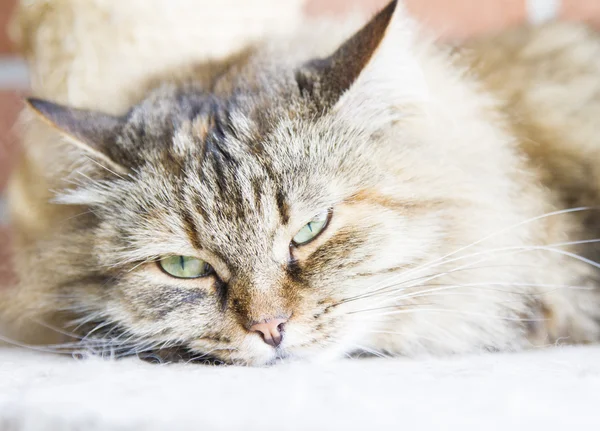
[205,121,236,165]
[210,104,227,142]
[209,155,228,196]
[162,149,186,177]
[218,98,244,141]
[260,154,279,184]
[276,190,290,225]
[190,193,210,223]
[175,90,206,122]
[180,207,203,250]
[250,176,264,211]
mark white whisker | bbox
[347,208,598,302]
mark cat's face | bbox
[82,116,426,365]
[28,1,442,364]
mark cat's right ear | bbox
[296,0,428,128]
[26,98,128,173]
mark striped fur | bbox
[2,1,600,365]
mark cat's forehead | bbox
[118,89,336,250]
[121,73,304,154]
[123,76,345,186]
[112,65,379,263]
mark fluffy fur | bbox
[2,1,599,365]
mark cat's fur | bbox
[2,1,599,365]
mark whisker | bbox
[83,156,126,180]
[365,329,442,345]
[373,281,596,306]
[347,342,390,359]
[350,307,547,322]
[338,263,533,306]
[432,207,597,265]
[340,238,600,306]
[0,333,129,356]
[344,208,598,302]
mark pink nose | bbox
[249,317,288,347]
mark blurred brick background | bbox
[0,0,14,53]
[1,0,19,286]
[0,0,20,194]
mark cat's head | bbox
[26,1,447,364]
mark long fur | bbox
[2,0,599,365]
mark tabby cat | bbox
[2,1,599,365]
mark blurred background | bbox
[0,0,599,283]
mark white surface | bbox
[0,346,599,430]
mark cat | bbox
[1,0,599,365]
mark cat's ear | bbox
[26,98,128,173]
[298,0,427,125]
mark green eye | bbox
[292,209,331,246]
[158,256,213,279]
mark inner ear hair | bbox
[26,97,128,174]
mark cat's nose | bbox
[249,317,288,348]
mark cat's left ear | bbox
[26,98,128,173]
[297,0,427,126]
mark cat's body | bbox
[2,1,599,365]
